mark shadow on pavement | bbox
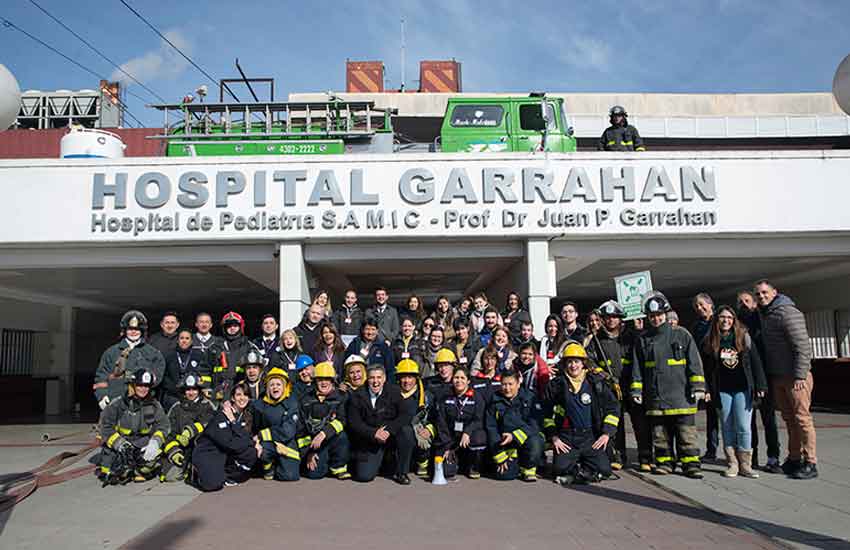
[120,516,204,550]
[569,481,850,550]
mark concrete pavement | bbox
[1,413,847,549]
[631,411,850,550]
[118,473,777,550]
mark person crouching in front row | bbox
[192,382,259,491]
[297,362,351,480]
[544,343,620,485]
[347,364,415,484]
[485,368,543,482]
[253,367,302,481]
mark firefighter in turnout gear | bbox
[587,299,650,470]
[434,366,487,479]
[252,367,302,481]
[97,368,170,484]
[93,310,165,411]
[599,105,645,152]
[424,348,457,403]
[485,369,543,481]
[297,362,351,480]
[208,311,254,403]
[160,372,215,482]
[241,350,266,400]
[544,344,620,485]
[631,292,706,478]
[396,359,436,478]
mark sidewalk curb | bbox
[624,469,796,550]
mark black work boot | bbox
[781,458,803,476]
[791,461,818,480]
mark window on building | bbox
[0,328,35,375]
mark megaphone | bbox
[432,456,448,486]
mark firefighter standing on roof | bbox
[631,292,706,478]
[599,105,645,151]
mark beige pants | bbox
[772,372,817,464]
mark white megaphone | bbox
[432,456,448,485]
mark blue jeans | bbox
[719,391,753,450]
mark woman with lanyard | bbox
[312,322,346,376]
[471,327,516,375]
[162,328,207,410]
[434,366,487,479]
[430,295,458,341]
[391,317,425,368]
[449,317,480,368]
[540,314,568,373]
[470,348,503,406]
[421,326,448,379]
[278,329,303,374]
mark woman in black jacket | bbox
[501,291,532,344]
[192,382,259,491]
[701,305,767,479]
[434,366,486,479]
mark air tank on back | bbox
[834,54,850,116]
[0,64,22,131]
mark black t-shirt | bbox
[716,340,748,394]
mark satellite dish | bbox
[0,64,22,131]
[833,54,850,116]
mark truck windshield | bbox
[450,105,504,127]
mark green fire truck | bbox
[151,93,576,156]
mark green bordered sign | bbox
[614,271,653,320]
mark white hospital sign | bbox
[0,151,848,244]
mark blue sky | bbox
[1,0,848,126]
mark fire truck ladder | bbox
[148,99,394,141]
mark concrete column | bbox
[526,239,557,338]
[279,242,311,330]
[47,305,75,415]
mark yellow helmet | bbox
[314,362,336,380]
[264,367,290,385]
[562,343,589,361]
[434,348,458,364]
[395,359,420,376]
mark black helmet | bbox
[643,292,671,316]
[599,300,625,318]
[131,368,157,386]
[239,349,265,368]
[609,105,627,117]
[120,310,148,331]
[177,371,203,390]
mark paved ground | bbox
[117,474,777,550]
[0,424,197,550]
[1,413,847,550]
[635,411,850,550]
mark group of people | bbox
[93,279,818,491]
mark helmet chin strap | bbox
[125,333,142,346]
